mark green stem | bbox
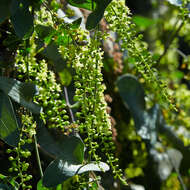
[34,134,43,178]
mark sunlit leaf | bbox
[43,159,109,187]
[66,0,96,11]
[58,69,72,86]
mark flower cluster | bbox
[15,38,69,130]
[71,31,126,183]
[7,114,34,190]
[105,0,175,110]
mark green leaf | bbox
[117,74,159,143]
[40,42,67,72]
[0,0,12,24]
[58,69,72,86]
[10,0,34,39]
[0,92,20,147]
[0,174,19,190]
[37,121,84,163]
[0,77,41,114]
[71,18,82,29]
[132,15,156,30]
[117,74,146,113]
[37,179,49,190]
[86,9,104,30]
[43,159,109,187]
[86,0,112,30]
[67,0,111,29]
[66,0,96,11]
[35,25,55,40]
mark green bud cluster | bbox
[70,29,125,182]
[105,0,175,110]
[15,37,69,130]
[7,114,34,189]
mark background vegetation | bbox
[0,0,190,189]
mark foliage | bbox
[0,0,190,189]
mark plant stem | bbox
[34,134,43,178]
[63,86,75,123]
[63,86,79,136]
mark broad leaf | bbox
[150,144,173,181]
[117,74,147,136]
[0,92,20,147]
[66,0,111,29]
[66,0,96,11]
[10,0,34,39]
[117,74,146,113]
[117,74,159,143]
[0,0,11,24]
[167,148,183,171]
[39,42,67,72]
[86,0,112,30]
[71,18,82,29]
[35,25,55,39]
[0,77,41,114]
[167,0,182,6]
[43,158,109,187]
[58,69,72,86]
[37,121,84,163]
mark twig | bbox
[63,86,75,123]
[63,86,78,136]
[175,48,187,59]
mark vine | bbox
[0,0,190,189]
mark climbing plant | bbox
[0,0,190,189]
